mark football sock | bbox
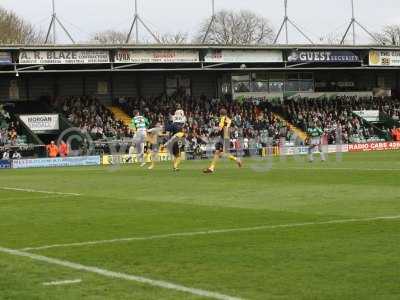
[320,152,326,161]
[228,155,237,162]
[209,154,219,171]
[174,157,181,169]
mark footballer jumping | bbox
[131,110,150,167]
[165,104,187,171]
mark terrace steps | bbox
[273,113,308,141]
[108,106,131,127]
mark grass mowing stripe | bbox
[20,215,400,252]
[0,187,81,196]
[0,246,242,300]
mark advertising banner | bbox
[20,114,59,132]
[0,52,12,65]
[102,153,172,165]
[278,144,348,156]
[204,50,283,63]
[348,142,400,152]
[0,160,11,169]
[19,50,110,64]
[12,156,101,169]
[285,91,373,99]
[115,50,199,63]
[327,144,349,153]
[353,110,380,122]
[369,50,400,66]
[280,146,309,156]
[233,92,283,102]
[287,50,359,63]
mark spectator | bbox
[46,141,59,158]
[243,137,250,157]
[12,150,21,159]
[2,150,10,160]
[392,127,400,141]
[59,140,69,157]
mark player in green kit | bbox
[307,123,326,162]
[131,110,150,167]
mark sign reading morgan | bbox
[115,50,199,63]
[288,50,359,63]
[20,114,59,132]
[19,50,110,64]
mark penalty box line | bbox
[21,215,400,252]
[0,246,242,300]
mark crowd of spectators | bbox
[52,96,132,141]
[0,104,20,147]
[49,94,400,152]
[117,94,295,149]
[281,96,400,144]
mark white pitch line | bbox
[285,167,400,172]
[0,187,81,196]
[0,196,61,202]
[0,246,241,300]
[20,215,400,252]
[43,279,82,286]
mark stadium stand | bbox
[281,96,400,144]
[0,104,26,146]
[3,93,400,158]
[52,96,133,141]
[107,106,132,128]
[115,95,294,148]
[46,94,400,151]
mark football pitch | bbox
[0,151,399,300]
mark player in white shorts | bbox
[131,109,149,167]
[307,123,326,162]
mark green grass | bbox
[0,151,400,300]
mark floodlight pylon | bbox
[202,0,216,44]
[273,0,314,45]
[340,0,380,45]
[45,0,75,44]
[126,0,161,44]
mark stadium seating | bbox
[281,97,400,144]
[115,95,293,149]
[52,96,132,141]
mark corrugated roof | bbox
[0,44,399,51]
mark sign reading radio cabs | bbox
[369,50,400,66]
[19,50,110,64]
